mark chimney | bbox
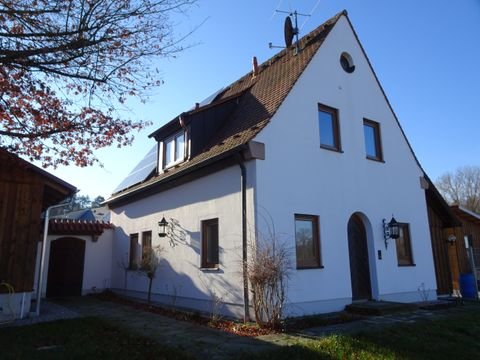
[195,102,200,110]
[252,56,258,78]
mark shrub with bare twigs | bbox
[137,245,164,304]
[247,236,291,328]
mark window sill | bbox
[163,159,186,171]
[320,145,343,153]
[297,265,324,270]
[398,263,416,267]
[200,267,220,272]
[366,156,385,163]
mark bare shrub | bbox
[137,245,164,304]
[117,252,130,289]
[209,291,225,325]
[247,237,291,328]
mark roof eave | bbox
[106,143,249,207]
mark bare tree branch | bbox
[0,0,197,167]
[436,166,480,214]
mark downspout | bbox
[237,155,250,323]
[35,201,72,316]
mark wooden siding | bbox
[0,150,75,294]
[448,210,480,275]
[0,165,43,293]
[427,205,453,295]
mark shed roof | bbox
[451,206,480,227]
[0,148,76,210]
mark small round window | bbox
[340,52,355,73]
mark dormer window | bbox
[164,131,185,168]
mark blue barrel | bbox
[459,273,477,299]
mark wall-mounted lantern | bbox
[447,234,457,246]
[383,216,400,249]
[158,216,168,238]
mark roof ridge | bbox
[213,10,347,102]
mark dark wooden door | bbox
[47,238,85,297]
[348,215,372,300]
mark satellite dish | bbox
[284,16,294,48]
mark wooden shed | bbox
[425,177,461,296]
[447,206,480,291]
[0,149,76,297]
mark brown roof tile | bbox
[108,11,346,204]
[48,219,113,235]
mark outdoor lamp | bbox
[383,216,400,249]
[447,234,457,246]
[158,216,168,238]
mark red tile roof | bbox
[48,219,113,235]
[107,11,346,205]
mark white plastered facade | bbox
[109,14,437,318]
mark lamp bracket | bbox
[383,218,390,249]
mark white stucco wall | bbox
[110,164,256,318]
[34,230,114,297]
[253,15,436,315]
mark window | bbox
[318,104,341,152]
[141,231,152,262]
[164,131,185,168]
[295,214,321,269]
[202,218,219,268]
[340,52,355,73]
[363,119,383,161]
[129,233,139,269]
[396,223,414,266]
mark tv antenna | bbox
[269,10,310,55]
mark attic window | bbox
[163,130,185,168]
[340,52,355,73]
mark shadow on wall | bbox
[166,217,201,256]
[114,256,244,319]
[112,226,243,319]
[117,164,243,221]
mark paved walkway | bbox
[298,302,474,338]
[0,300,80,327]
[54,296,280,360]
[3,296,478,359]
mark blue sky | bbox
[48,0,480,198]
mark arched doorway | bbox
[348,214,372,300]
[47,237,85,297]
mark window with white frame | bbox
[163,131,185,168]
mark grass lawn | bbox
[244,305,480,360]
[0,317,193,360]
[2,306,480,359]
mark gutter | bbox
[236,155,250,323]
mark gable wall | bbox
[253,16,436,314]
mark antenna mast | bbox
[269,10,310,55]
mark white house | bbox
[106,10,437,319]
